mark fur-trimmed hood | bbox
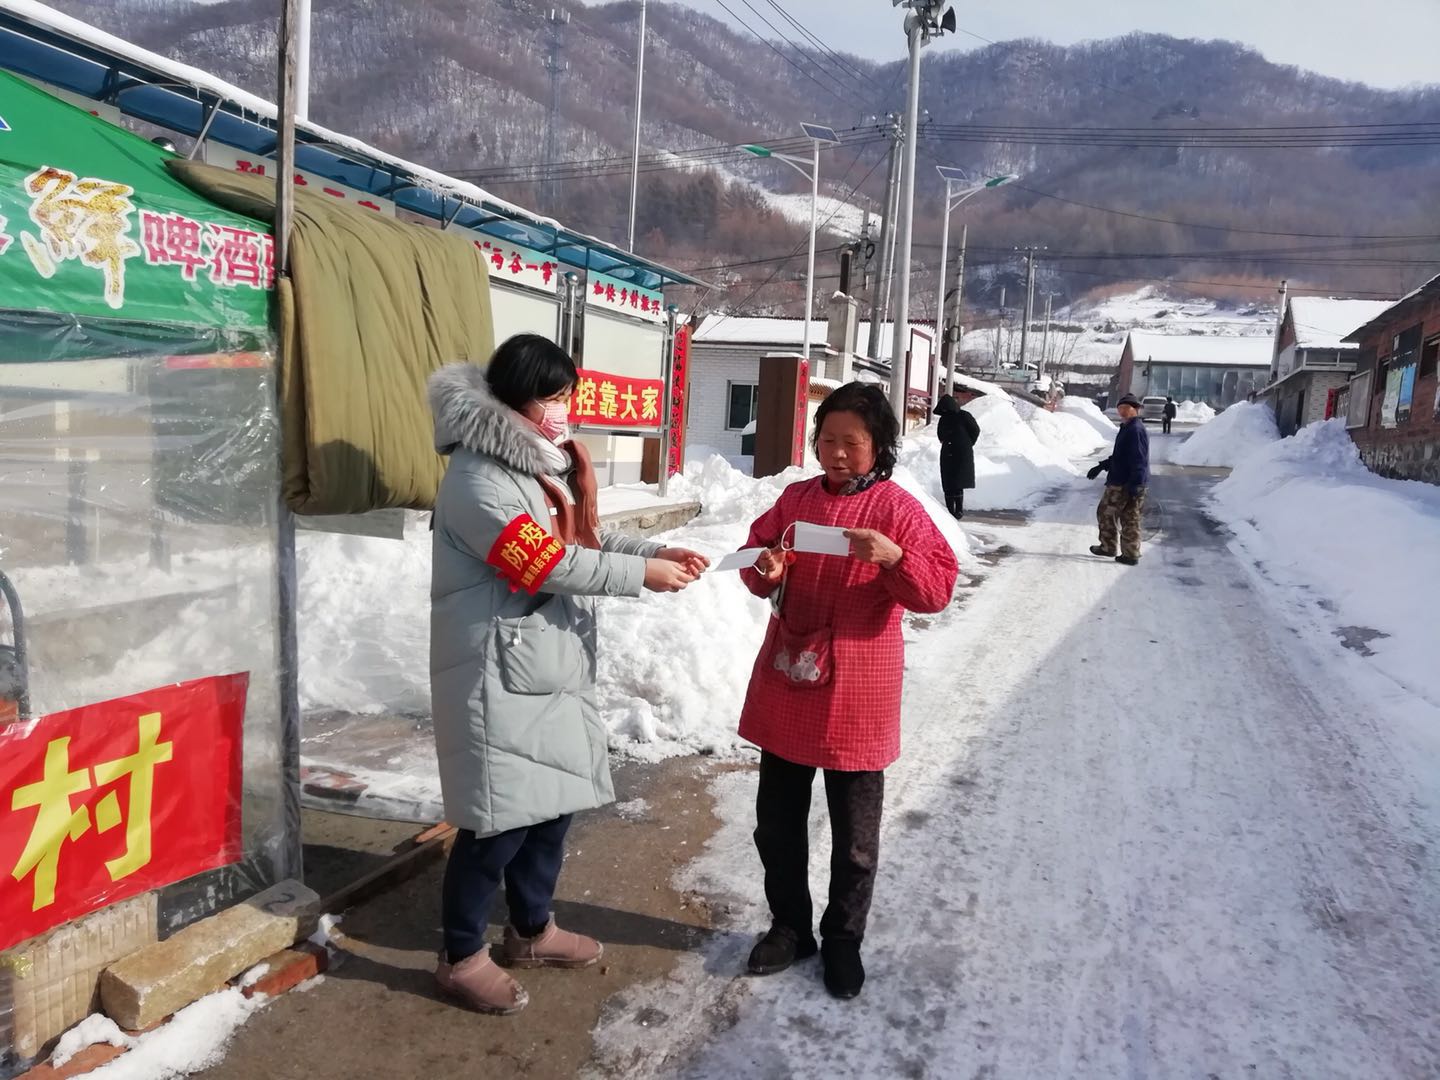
[428,363,554,476]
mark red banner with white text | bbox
[0,674,247,951]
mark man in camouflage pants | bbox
[1088,394,1150,565]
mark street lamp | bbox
[745,122,842,360]
[888,0,956,435]
[934,167,1017,396]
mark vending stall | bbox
[0,70,297,1066]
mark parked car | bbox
[1140,395,1169,423]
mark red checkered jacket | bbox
[737,477,959,771]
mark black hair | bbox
[812,382,900,481]
[485,333,578,411]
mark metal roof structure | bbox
[0,0,706,291]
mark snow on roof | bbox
[1341,271,1440,341]
[693,315,933,348]
[1289,298,1396,350]
[1124,331,1273,368]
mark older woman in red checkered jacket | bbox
[736,382,959,1001]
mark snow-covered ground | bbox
[1171,400,1279,467]
[589,466,1440,1079]
[1175,400,1217,424]
[1209,419,1440,712]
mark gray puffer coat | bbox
[428,364,662,836]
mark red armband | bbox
[487,514,566,594]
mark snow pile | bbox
[1019,401,1112,459]
[596,456,982,760]
[52,1015,133,1067]
[1176,400,1217,424]
[1171,401,1279,468]
[60,988,267,1080]
[296,521,432,716]
[1057,396,1119,440]
[1212,420,1440,705]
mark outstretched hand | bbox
[656,546,710,578]
[1086,464,1104,480]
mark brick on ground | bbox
[99,880,318,1031]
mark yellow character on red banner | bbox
[498,541,529,571]
[598,381,619,421]
[9,713,173,911]
[641,387,661,422]
[572,378,598,419]
[21,166,140,310]
[516,522,548,550]
[620,385,640,420]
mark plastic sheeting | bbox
[0,314,296,1072]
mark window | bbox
[726,382,759,430]
[1392,324,1422,368]
[1422,337,1439,381]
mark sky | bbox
[586,0,1440,91]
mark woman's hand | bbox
[656,546,710,578]
[844,528,904,570]
[644,558,698,593]
[753,546,790,582]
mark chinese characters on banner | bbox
[473,239,560,293]
[0,674,247,952]
[667,325,691,478]
[569,369,665,430]
[4,165,275,311]
[793,360,811,467]
[202,142,397,217]
[587,271,665,323]
[486,514,566,594]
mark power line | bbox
[760,0,888,99]
[712,0,866,109]
[734,0,868,104]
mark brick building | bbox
[1339,273,1440,485]
[1259,297,1393,437]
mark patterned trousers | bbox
[1097,484,1147,558]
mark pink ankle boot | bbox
[496,918,603,969]
[435,946,529,1015]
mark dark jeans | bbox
[944,492,965,519]
[1162,417,1172,434]
[441,814,572,963]
[754,750,885,943]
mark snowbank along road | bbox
[589,455,1440,1080]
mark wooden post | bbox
[753,353,810,478]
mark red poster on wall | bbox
[792,359,811,467]
[0,674,247,952]
[569,368,666,429]
[667,326,691,477]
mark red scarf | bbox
[537,439,601,550]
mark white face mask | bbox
[539,400,571,444]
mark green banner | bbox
[0,70,271,332]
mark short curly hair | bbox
[811,382,900,481]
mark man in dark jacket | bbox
[1087,393,1150,564]
[1162,396,1177,434]
[934,388,982,519]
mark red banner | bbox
[0,674,247,952]
[569,368,665,429]
[667,326,690,478]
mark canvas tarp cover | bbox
[167,160,495,514]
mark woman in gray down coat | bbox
[428,334,706,1015]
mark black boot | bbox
[821,939,865,999]
[1090,544,1116,558]
[747,924,818,975]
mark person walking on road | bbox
[934,387,982,519]
[1088,392,1150,565]
[735,382,959,1001]
[427,335,708,1015]
[1162,395,1177,435]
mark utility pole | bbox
[888,22,924,428]
[866,114,903,362]
[542,8,570,214]
[1018,247,1037,372]
[294,0,311,120]
[1039,291,1054,384]
[626,0,647,252]
[946,222,966,395]
[994,285,1005,371]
